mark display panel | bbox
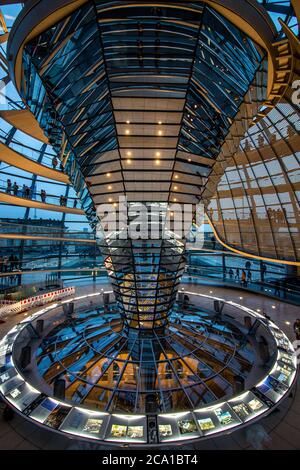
[106,416,146,443]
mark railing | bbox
[0,221,96,241]
[0,246,299,304]
[0,179,79,209]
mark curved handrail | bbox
[0,190,84,214]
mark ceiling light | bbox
[158,121,162,125]
[106,173,111,177]
[108,185,112,190]
[127,151,132,156]
[155,159,160,165]
[175,175,178,179]
[126,120,130,124]
[174,186,178,190]
[108,198,112,202]
[188,158,191,162]
[127,159,132,164]
[156,152,161,157]
[158,130,163,136]
[125,129,130,135]
[173,198,177,202]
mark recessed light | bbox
[155,159,160,165]
[272,305,276,309]
[158,130,163,136]
[127,151,132,156]
[108,198,112,202]
[239,297,243,300]
[108,185,112,190]
[285,321,291,325]
[126,120,130,124]
[125,129,130,135]
[158,121,162,125]
[156,152,161,157]
[175,175,179,179]
[173,198,177,202]
[106,173,111,177]
[188,158,191,162]
[174,186,178,190]
[127,159,132,164]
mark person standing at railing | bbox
[9,254,14,272]
[274,279,281,297]
[294,319,300,341]
[25,186,31,199]
[12,255,19,271]
[13,182,19,196]
[210,235,216,250]
[52,156,58,169]
[21,184,26,198]
[261,262,267,283]
[241,269,247,287]
[6,179,12,194]
[2,257,8,273]
[40,189,46,203]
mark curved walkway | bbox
[0,142,69,183]
[0,233,96,244]
[0,110,48,144]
